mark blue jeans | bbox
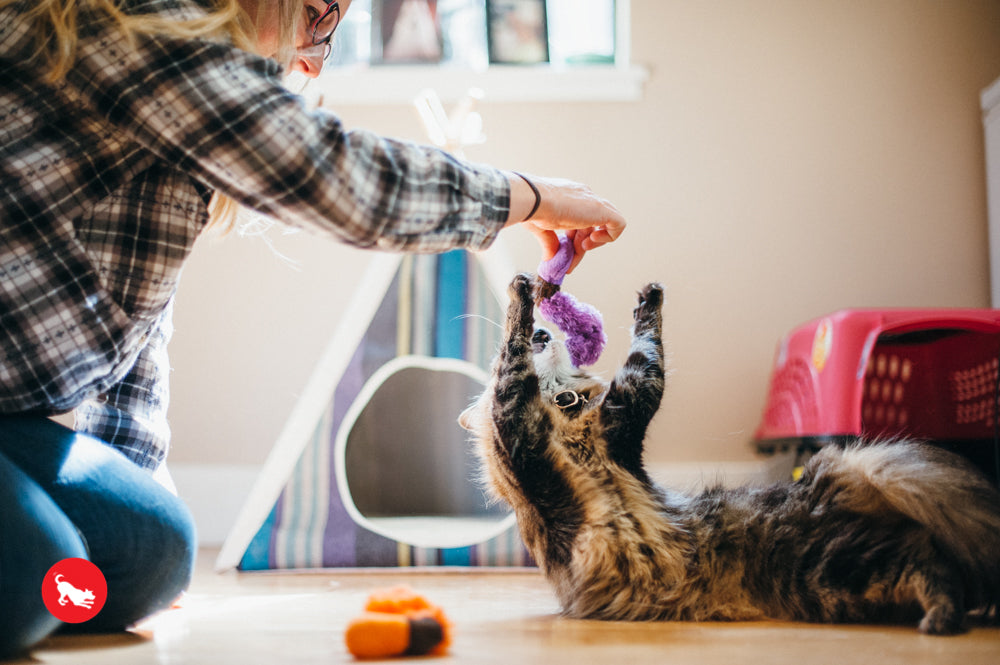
[0,416,197,659]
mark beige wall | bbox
[167,0,1000,468]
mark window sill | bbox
[308,63,649,106]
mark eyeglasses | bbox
[308,1,340,61]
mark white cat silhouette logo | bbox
[54,573,96,609]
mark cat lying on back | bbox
[460,273,1000,634]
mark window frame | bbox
[307,0,646,105]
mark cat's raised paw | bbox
[508,273,534,302]
[634,283,664,318]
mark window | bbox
[308,0,646,104]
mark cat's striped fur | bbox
[460,273,1000,634]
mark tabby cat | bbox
[460,273,1000,634]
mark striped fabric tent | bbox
[216,243,534,570]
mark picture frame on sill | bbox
[372,0,443,65]
[485,0,549,65]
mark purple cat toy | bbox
[536,233,607,367]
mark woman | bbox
[0,0,625,657]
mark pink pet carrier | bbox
[753,309,1000,484]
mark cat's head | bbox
[528,326,607,414]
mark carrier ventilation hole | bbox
[951,358,999,427]
[863,353,911,428]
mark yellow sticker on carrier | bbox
[812,318,833,373]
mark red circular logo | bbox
[41,558,107,623]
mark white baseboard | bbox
[168,463,263,547]
[171,455,796,548]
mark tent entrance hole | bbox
[336,356,514,549]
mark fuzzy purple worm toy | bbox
[536,233,607,367]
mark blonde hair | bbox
[3,0,304,232]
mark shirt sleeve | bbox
[69,4,512,253]
[74,301,174,472]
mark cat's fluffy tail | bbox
[810,440,1000,611]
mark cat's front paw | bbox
[508,273,534,303]
[634,283,664,321]
[506,273,537,334]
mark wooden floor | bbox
[13,549,1000,664]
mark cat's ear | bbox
[458,404,477,431]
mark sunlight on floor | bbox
[12,549,1000,665]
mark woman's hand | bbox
[505,172,626,273]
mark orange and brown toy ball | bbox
[345,586,452,659]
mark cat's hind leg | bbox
[909,566,966,635]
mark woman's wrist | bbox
[504,171,542,227]
[513,172,541,221]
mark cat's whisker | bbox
[451,313,502,329]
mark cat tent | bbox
[215,242,534,571]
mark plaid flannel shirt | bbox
[0,0,511,471]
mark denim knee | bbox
[148,492,199,602]
[85,491,198,631]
